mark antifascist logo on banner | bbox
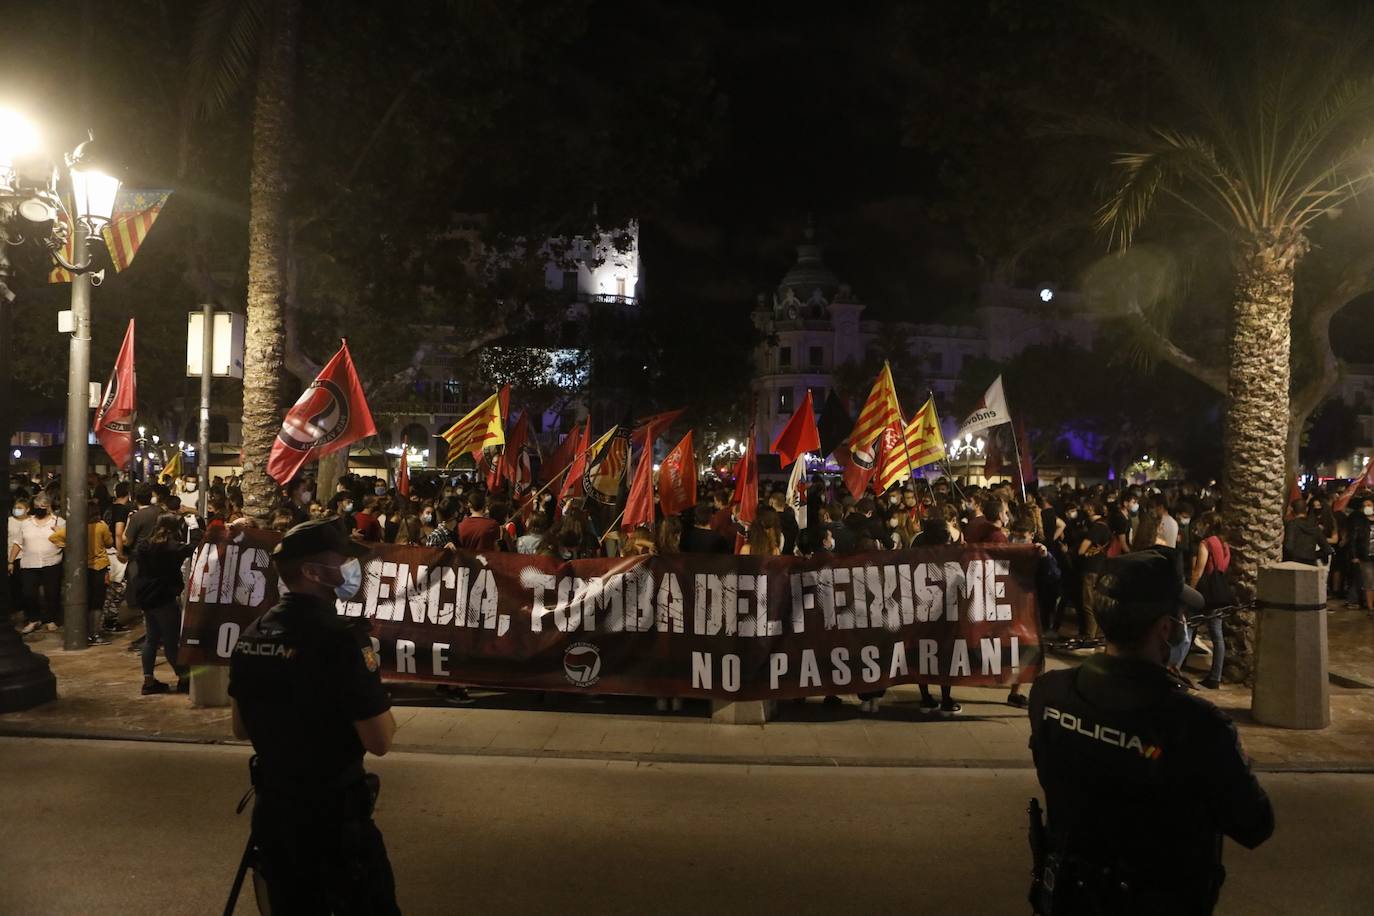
[563,643,602,687]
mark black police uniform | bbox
[229,589,399,915]
[1029,652,1274,915]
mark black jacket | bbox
[1030,655,1273,913]
[133,539,195,609]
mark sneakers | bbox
[1345,601,1362,610]
[919,695,940,712]
[1199,678,1221,690]
[103,620,131,634]
[939,702,961,717]
[670,698,683,712]
[43,622,59,632]
[87,633,112,646]
[141,680,170,695]
[1006,692,1029,709]
[859,699,880,714]
[655,698,670,712]
[19,621,39,635]
[175,678,190,694]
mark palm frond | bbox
[186,0,267,120]
[1097,132,1246,249]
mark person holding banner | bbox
[228,519,400,915]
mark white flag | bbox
[786,452,808,534]
[958,375,1011,438]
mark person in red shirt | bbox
[964,497,1008,545]
[708,490,739,543]
[457,491,500,551]
[351,496,384,543]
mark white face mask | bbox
[1364,507,1374,518]
[334,558,363,600]
[421,511,434,524]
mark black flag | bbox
[817,390,853,460]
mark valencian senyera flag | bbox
[440,387,507,467]
[876,396,946,492]
[267,341,377,484]
[92,319,137,468]
[48,189,172,282]
[103,189,172,272]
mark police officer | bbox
[1028,550,1273,915]
[229,518,400,915]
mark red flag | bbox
[497,409,530,488]
[267,340,377,484]
[622,444,656,530]
[93,319,136,468]
[557,420,593,504]
[732,427,759,528]
[1334,457,1374,512]
[771,389,821,469]
[543,422,583,487]
[659,430,698,517]
[397,437,410,497]
[633,408,684,447]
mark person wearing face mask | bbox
[1027,550,1273,915]
[229,518,399,914]
[9,494,65,634]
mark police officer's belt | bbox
[252,758,367,796]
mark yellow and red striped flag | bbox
[47,209,76,283]
[843,362,903,455]
[102,189,171,272]
[876,396,946,491]
[441,388,506,466]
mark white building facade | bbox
[751,231,1094,448]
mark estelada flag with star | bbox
[876,396,945,492]
[771,389,820,469]
[836,362,903,499]
[267,340,377,484]
[92,319,136,468]
[441,385,508,466]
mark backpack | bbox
[1197,535,1235,609]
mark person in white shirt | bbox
[1150,494,1179,549]
[9,493,65,634]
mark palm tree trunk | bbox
[1221,233,1304,682]
[239,0,299,519]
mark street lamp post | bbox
[60,145,120,651]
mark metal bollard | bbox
[1251,562,1329,729]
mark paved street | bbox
[2,737,1372,915]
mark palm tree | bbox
[1088,5,1374,678]
[188,0,298,519]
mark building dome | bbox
[776,222,841,304]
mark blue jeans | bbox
[142,602,187,680]
[1177,615,1225,682]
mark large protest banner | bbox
[180,528,1043,700]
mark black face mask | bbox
[31,508,48,518]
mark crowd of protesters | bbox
[8,463,1364,710]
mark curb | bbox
[5,724,1374,773]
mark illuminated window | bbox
[779,387,794,414]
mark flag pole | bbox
[1004,392,1028,503]
[929,389,966,504]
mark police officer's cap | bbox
[1096,549,1205,612]
[272,517,370,562]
